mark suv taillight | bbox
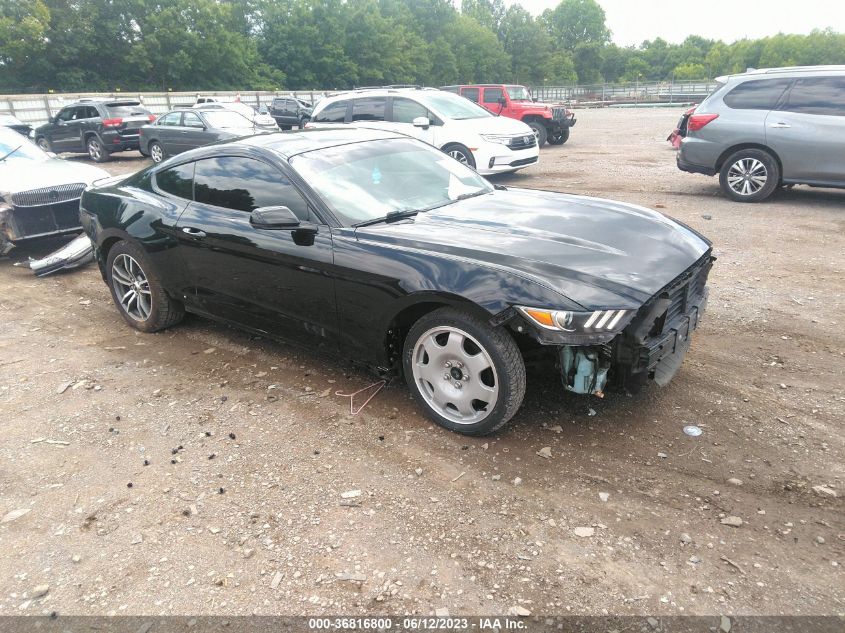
[687,113,719,131]
[147,114,156,122]
[102,118,123,127]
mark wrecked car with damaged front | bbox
[0,127,108,255]
[80,128,713,435]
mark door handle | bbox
[182,227,206,237]
[769,122,791,128]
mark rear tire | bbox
[86,136,110,163]
[148,141,165,164]
[442,143,476,169]
[548,127,570,145]
[719,148,780,202]
[402,307,526,436]
[527,121,548,147]
[106,240,184,333]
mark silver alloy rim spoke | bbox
[151,145,162,162]
[728,158,767,195]
[449,151,468,164]
[411,325,499,425]
[111,254,151,321]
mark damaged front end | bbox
[14,233,95,277]
[0,183,88,255]
[513,252,715,396]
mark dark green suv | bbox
[34,99,154,162]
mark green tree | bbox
[541,0,610,52]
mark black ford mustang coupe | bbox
[80,128,713,435]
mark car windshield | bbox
[0,130,49,162]
[507,86,532,101]
[290,138,493,225]
[203,110,254,129]
[417,91,493,120]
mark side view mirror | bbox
[250,206,301,229]
[412,116,430,129]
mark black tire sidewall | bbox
[36,137,52,152]
[719,149,780,202]
[527,121,548,147]
[442,144,476,169]
[149,142,164,163]
[87,136,109,162]
[548,127,569,145]
[402,308,524,436]
[105,241,166,333]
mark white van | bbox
[306,88,539,175]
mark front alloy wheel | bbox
[403,308,525,436]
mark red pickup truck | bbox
[441,84,576,147]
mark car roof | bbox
[229,127,407,158]
[717,65,845,82]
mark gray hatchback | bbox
[677,66,845,202]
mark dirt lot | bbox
[1,108,842,618]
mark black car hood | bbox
[355,188,711,309]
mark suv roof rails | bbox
[746,65,845,75]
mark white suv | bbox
[306,88,539,175]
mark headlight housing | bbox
[480,134,512,146]
[516,306,633,335]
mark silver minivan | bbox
[677,66,845,202]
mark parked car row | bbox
[306,87,541,175]
[674,65,845,202]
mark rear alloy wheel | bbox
[442,144,476,169]
[548,127,570,145]
[719,148,780,202]
[298,118,309,129]
[36,137,52,152]
[149,141,165,164]
[527,121,548,147]
[106,241,184,333]
[403,308,525,436]
[86,136,110,163]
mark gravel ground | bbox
[0,108,842,618]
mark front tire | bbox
[86,136,110,163]
[106,240,184,333]
[442,143,476,169]
[402,308,526,436]
[527,121,548,147]
[719,148,780,202]
[36,137,52,152]
[548,127,569,145]
[148,141,165,164]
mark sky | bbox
[511,0,845,46]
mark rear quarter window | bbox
[156,163,194,200]
[723,79,792,110]
[314,100,349,123]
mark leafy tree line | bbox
[1,0,843,93]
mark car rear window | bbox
[782,77,845,117]
[723,79,791,110]
[106,102,150,117]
